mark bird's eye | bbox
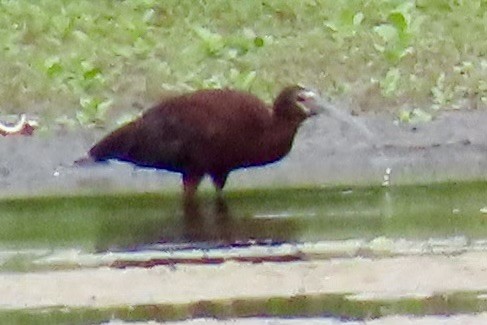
[296,94,307,102]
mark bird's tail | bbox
[75,120,138,166]
[73,155,99,166]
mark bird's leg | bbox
[211,173,229,198]
[183,173,203,200]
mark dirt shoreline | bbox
[2,252,487,309]
[1,109,487,197]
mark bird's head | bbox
[273,85,325,122]
[274,84,375,140]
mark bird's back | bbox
[88,89,273,172]
[144,89,271,136]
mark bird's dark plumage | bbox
[78,85,326,197]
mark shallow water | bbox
[1,181,487,259]
[2,181,487,323]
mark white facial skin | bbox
[296,89,324,117]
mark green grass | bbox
[1,0,486,127]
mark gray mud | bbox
[1,110,486,197]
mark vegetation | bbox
[0,0,486,127]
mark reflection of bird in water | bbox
[75,85,327,199]
[107,198,305,268]
[95,195,302,255]
[182,197,233,243]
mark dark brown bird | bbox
[76,85,328,198]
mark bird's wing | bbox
[143,89,271,142]
[90,89,272,171]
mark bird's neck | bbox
[257,117,301,164]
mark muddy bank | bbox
[0,110,486,197]
[2,252,487,309]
